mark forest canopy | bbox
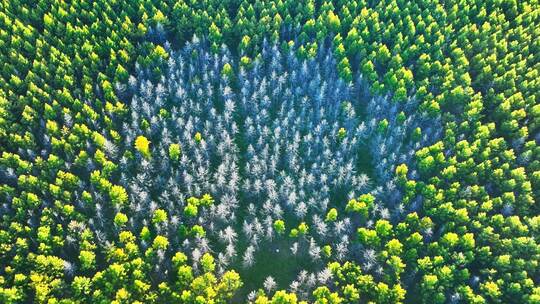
[0,0,539,303]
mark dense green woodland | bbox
[0,0,539,303]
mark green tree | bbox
[273,220,285,235]
[168,143,181,161]
[114,212,128,226]
[134,135,151,159]
[152,209,168,224]
[325,208,338,222]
